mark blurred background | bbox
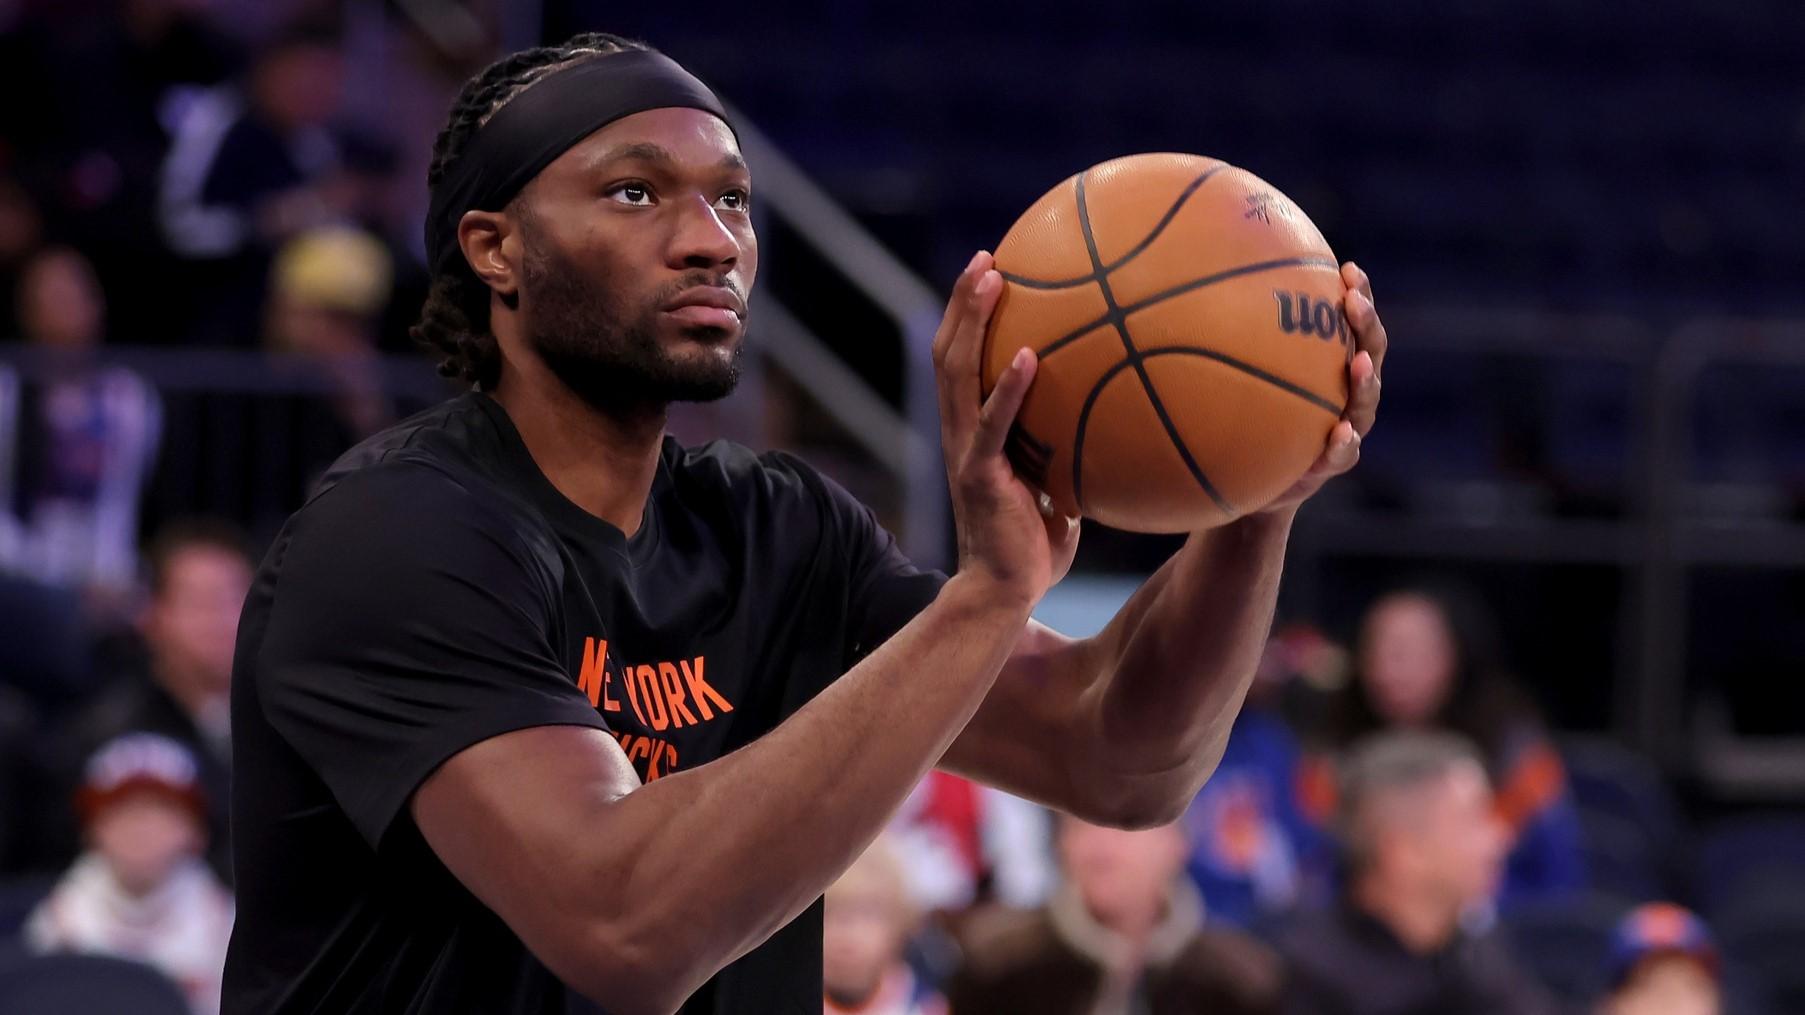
[0,0,1800,1012]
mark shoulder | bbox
[270,410,562,600]
[668,438,839,506]
[300,397,547,539]
[308,394,505,496]
[665,439,875,541]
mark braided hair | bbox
[411,33,650,389]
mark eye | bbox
[608,182,654,206]
[716,188,750,212]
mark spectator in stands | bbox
[157,22,353,345]
[1183,626,1335,929]
[1598,903,1721,1015]
[24,732,233,1015]
[37,520,251,881]
[1303,585,1586,906]
[1276,731,1561,1015]
[888,770,1055,915]
[949,817,1280,1015]
[0,246,160,601]
[265,225,396,440]
[0,0,241,345]
[824,837,946,1015]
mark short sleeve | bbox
[798,462,947,667]
[254,462,609,848]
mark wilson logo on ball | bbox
[1273,291,1348,346]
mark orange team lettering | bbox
[658,662,700,727]
[576,638,621,712]
[623,734,653,765]
[679,657,734,719]
[610,733,679,781]
[649,739,677,780]
[635,664,670,731]
[621,657,647,725]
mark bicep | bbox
[412,724,643,990]
[938,619,1099,807]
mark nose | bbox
[668,194,740,271]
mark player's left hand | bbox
[1256,261,1386,516]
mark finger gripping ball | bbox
[982,153,1350,533]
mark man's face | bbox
[145,544,253,696]
[1401,764,1507,910]
[508,107,756,411]
[1058,819,1189,932]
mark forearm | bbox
[1076,510,1294,801]
[582,574,1029,1010]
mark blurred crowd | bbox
[0,0,446,593]
[0,2,1797,1014]
[0,527,1778,1013]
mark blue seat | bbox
[0,951,190,1014]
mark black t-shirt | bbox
[223,392,944,1014]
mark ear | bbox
[458,209,519,299]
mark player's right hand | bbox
[932,250,1081,611]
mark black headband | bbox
[425,48,733,277]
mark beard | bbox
[519,233,743,413]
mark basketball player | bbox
[222,33,1385,1015]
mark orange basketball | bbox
[982,153,1351,533]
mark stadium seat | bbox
[1560,737,1686,896]
[0,875,54,942]
[1573,808,1664,903]
[1499,892,1627,1002]
[0,951,190,1014]
[1713,879,1805,1015]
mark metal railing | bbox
[729,109,951,567]
[1639,320,1805,788]
[1283,310,1805,791]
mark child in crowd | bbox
[1598,903,1721,1015]
[825,837,947,1015]
[25,732,234,1015]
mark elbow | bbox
[1061,729,1223,830]
[1068,773,1194,830]
[549,917,704,1015]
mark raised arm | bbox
[411,254,1068,1014]
[942,262,1387,826]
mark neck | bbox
[492,354,666,537]
[1351,874,1461,955]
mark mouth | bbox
[661,286,745,332]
